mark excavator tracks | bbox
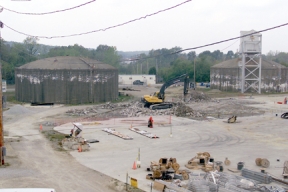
[149,103,173,110]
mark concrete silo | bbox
[15,56,118,104]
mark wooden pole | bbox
[0,28,3,165]
[194,57,196,90]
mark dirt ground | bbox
[1,85,288,192]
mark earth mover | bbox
[141,74,189,110]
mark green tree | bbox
[187,51,196,61]
[23,36,39,55]
[225,50,234,60]
[92,45,121,68]
[148,67,156,75]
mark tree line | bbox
[1,37,288,84]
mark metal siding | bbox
[15,67,118,104]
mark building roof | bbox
[211,58,286,69]
[18,56,116,70]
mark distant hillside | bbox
[5,41,57,55]
[117,51,148,59]
[5,41,147,59]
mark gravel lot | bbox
[1,86,288,192]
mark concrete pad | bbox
[54,113,288,191]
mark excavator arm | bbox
[158,74,189,101]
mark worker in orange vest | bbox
[148,116,154,128]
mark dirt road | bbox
[1,104,119,192]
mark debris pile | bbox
[120,101,202,118]
[66,108,98,116]
[122,87,140,91]
[65,101,203,118]
[186,171,285,192]
[61,137,89,151]
[186,91,212,102]
[98,102,133,109]
[173,102,200,117]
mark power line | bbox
[220,39,238,52]
[129,22,288,62]
[0,0,96,15]
[3,0,192,38]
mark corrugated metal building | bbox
[15,56,118,104]
[210,58,288,92]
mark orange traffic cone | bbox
[39,124,43,131]
[78,145,82,152]
[132,161,137,170]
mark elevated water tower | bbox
[239,30,262,93]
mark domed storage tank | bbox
[15,56,118,104]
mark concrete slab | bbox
[54,113,288,191]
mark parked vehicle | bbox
[133,80,144,85]
[206,83,210,88]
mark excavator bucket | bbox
[228,115,237,123]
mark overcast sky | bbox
[0,0,287,54]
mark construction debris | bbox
[102,128,133,140]
[122,87,140,91]
[186,90,212,103]
[186,171,285,192]
[65,101,203,118]
[129,127,159,139]
[61,137,90,151]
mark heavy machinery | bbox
[141,74,189,110]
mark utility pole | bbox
[0,0,30,166]
[194,57,196,90]
[0,22,3,165]
[146,60,148,74]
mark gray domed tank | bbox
[15,56,118,104]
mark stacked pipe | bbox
[241,168,272,184]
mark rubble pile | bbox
[65,101,203,118]
[61,137,89,151]
[66,108,97,116]
[122,87,140,91]
[119,101,202,118]
[187,91,212,102]
[99,102,133,109]
[173,102,202,117]
[65,102,136,116]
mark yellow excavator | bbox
[141,74,189,110]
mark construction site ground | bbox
[1,84,288,192]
